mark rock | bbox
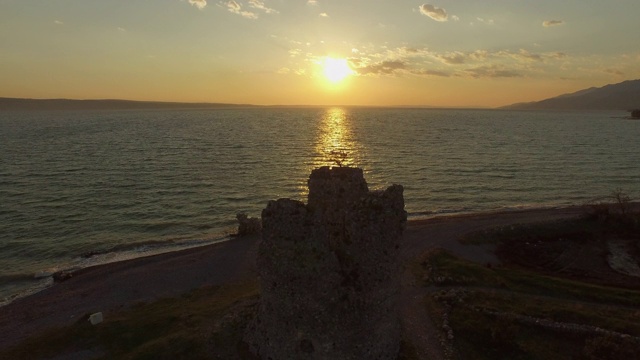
[52,270,73,282]
[236,213,261,236]
[89,312,103,325]
[245,166,407,360]
[631,109,640,119]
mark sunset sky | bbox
[1,0,639,107]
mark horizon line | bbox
[0,97,496,110]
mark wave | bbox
[72,235,232,273]
[0,276,53,307]
[407,207,474,218]
[0,233,234,307]
[406,201,573,220]
[0,273,42,284]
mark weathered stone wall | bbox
[245,166,407,360]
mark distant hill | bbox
[0,98,256,111]
[502,79,640,111]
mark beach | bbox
[0,205,587,353]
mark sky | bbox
[1,0,639,107]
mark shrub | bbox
[580,335,639,360]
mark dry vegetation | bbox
[0,281,261,360]
[421,199,640,359]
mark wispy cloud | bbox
[226,1,242,13]
[285,38,576,82]
[355,60,407,75]
[319,12,328,17]
[224,1,258,19]
[512,49,543,62]
[188,0,207,9]
[117,27,126,32]
[469,50,488,61]
[435,51,467,65]
[604,68,624,76]
[547,52,567,60]
[343,44,572,81]
[464,65,522,78]
[221,1,277,18]
[248,0,277,14]
[499,49,567,63]
[307,0,318,5]
[476,17,494,25]
[419,4,448,22]
[289,49,302,57]
[54,20,64,25]
[543,20,564,27]
[350,51,452,78]
[418,69,450,77]
[429,48,566,65]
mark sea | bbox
[1,107,639,305]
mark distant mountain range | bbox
[0,98,256,111]
[503,79,640,111]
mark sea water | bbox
[1,107,639,303]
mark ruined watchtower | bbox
[246,167,406,360]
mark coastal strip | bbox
[0,204,615,350]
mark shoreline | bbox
[0,203,602,306]
[0,203,575,305]
[0,202,633,350]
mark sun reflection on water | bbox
[295,108,365,198]
[313,107,362,169]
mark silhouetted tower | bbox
[246,166,407,360]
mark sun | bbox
[322,57,352,83]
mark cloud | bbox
[248,0,277,14]
[604,68,624,76]
[435,51,467,65]
[188,0,207,9]
[547,52,567,60]
[117,27,126,32]
[464,65,522,78]
[419,4,448,22]
[416,69,450,77]
[543,20,564,27]
[469,50,488,61]
[513,49,543,62]
[289,49,302,57]
[319,13,328,17]
[390,46,433,59]
[307,0,318,5]
[356,60,407,76]
[499,49,568,63]
[226,1,241,13]
[298,41,574,81]
[224,1,258,19]
[54,20,64,25]
[476,17,494,25]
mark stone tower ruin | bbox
[245,166,407,360]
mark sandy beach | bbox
[0,205,588,352]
